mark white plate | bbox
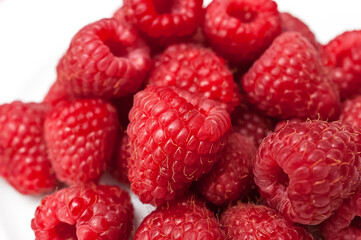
[0,0,361,239]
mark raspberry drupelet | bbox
[254,120,361,225]
[31,184,133,240]
[127,85,231,206]
[57,18,151,99]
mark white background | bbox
[0,0,361,239]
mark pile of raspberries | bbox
[1,0,361,239]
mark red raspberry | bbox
[203,0,281,64]
[44,99,119,185]
[280,12,320,49]
[340,96,361,130]
[221,203,314,240]
[194,132,256,206]
[31,184,133,240]
[274,118,302,132]
[127,86,231,205]
[43,80,72,107]
[323,30,361,99]
[242,32,340,120]
[231,103,274,146]
[57,18,151,99]
[126,0,204,46]
[148,43,240,113]
[133,195,226,239]
[0,101,56,195]
[109,133,130,184]
[254,120,361,225]
[321,190,361,240]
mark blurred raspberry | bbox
[43,80,72,107]
[109,132,130,184]
[340,96,361,130]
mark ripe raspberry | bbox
[203,0,281,64]
[221,203,314,240]
[109,133,130,184]
[57,18,151,99]
[0,102,56,195]
[194,132,256,206]
[254,120,361,225]
[44,99,119,185]
[231,103,274,146]
[323,30,361,99]
[280,12,319,49]
[126,0,204,46]
[340,96,361,130]
[31,184,133,240]
[148,43,240,113]
[274,118,302,132]
[127,86,231,205]
[133,195,226,239]
[242,32,340,120]
[43,80,72,107]
[321,190,361,240]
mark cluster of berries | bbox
[1,0,361,239]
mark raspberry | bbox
[194,132,256,206]
[127,0,204,46]
[43,80,72,107]
[57,18,151,99]
[280,12,319,49]
[127,86,231,205]
[44,99,119,185]
[231,102,274,146]
[321,190,361,240]
[148,43,240,113]
[242,32,340,120]
[221,203,313,240]
[0,101,56,195]
[340,96,361,130]
[31,184,133,240]
[274,119,302,132]
[109,133,130,184]
[133,195,226,239]
[254,120,361,225]
[203,0,281,64]
[323,30,361,99]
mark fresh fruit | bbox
[242,32,340,120]
[133,194,226,239]
[57,18,151,99]
[126,0,204,46]
[274,118,302,132]
[44,99,119,185]
[254,120,361,225]
[127,85,231,205]
[203,0,281,64]
[194,132,256,206]
[31,184,133,240]
[0,101,56,195]
[43,80,72,107]
[109,132,130,184]
[340,96,361,130]
[148,43,240,112]
[323,30,361,98]
[221,203,314,240]
[280,12,319,49]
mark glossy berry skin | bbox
[321,191,361,240]
[127,86,231,206]
[254,120,361,225]
[0,102,56,195]
[148,43,240,113]
[44,99,119,185]
[323,30,361,99]
[127,0,204,46]
[242,32,340,120]
[57,18,151,99]
[221,203,314,240]
[133,195,226,240]
[280,12,319,49]
[203,0,281,64]
[31,184,133,240]
[109,133,130,184]
[340,96,361,130]
[194,132,256,206]
[43,80,72,107]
